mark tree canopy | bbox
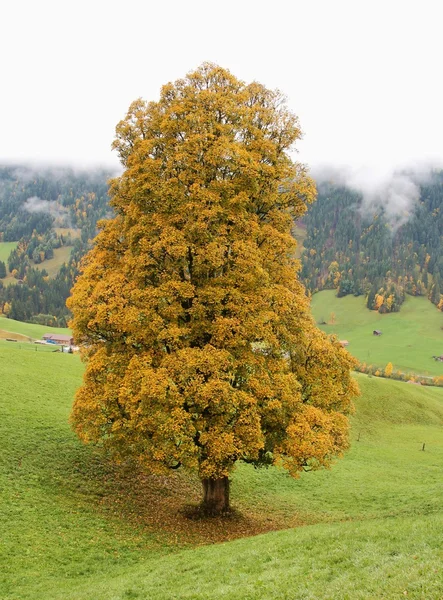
[68,63,358,514]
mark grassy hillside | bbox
[0,315,71,340]
[311,290,443,376]
[0,242,72,279]
[0,241,17,265]
[293,224,306,259]
[0,242,18,283]
[33,245,73,278]
[54,227,81,239]
[0,241,72,283]
[2,342,443,599]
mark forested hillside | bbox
[300,171,443,313]
[3,165,443,325]
[0,165,113,326]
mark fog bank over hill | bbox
[310,162,443,230]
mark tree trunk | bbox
[201,476,230,515]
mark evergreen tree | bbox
[300,173,443,312]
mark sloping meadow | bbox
[311,291,443,377]
[1,341,443,599]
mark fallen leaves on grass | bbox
[90,459,303,547]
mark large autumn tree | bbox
[68,63,358,515]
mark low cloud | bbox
[311,162,442,230]
[23,195,71,226]
[24,196,55,214]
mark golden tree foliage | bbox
[68,64,358,512]
[384,362,394,378]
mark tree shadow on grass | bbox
[87,459,304,546]
[10,421,307,547]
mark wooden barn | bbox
[42,333,74,346]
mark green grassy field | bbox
[0,315,71,341]
[33,245,73,277]
[0,240,73,282]
[311,290,443,377]
[0,242,18,281]
[0,241,18,265]
[2,342,443,599]
[293,224,307,259]
[54,228,81,239]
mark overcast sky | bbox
[2,0,443,174]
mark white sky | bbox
[2,0,443,173]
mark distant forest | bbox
[300,171,443,313]
[2,165,443,327]
[0,165,113,326]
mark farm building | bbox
[373,330,382,336]
[42,333,74,345]
[339,340,349,347]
